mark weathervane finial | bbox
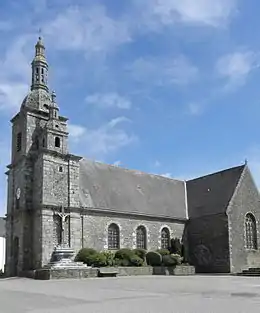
[38,27,42,40]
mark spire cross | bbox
[54,206,70,247]
[38,27,42,39]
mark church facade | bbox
[5,38,260,276]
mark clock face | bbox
[16,188,21,200]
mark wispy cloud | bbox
[160,172,172,178]
[135,0,237,29]
[128,55,198,86]
[216,50,260,90]
[0,83,28,111]
[44,5,131,55]
[113,160,122,167]
[0,35,31,112]
[85,92,131,109]
[69,116,137,157]
[186,102,204,116]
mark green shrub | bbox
[129,255,144,267]
[101,251,115,266]
[146,251,162,266]
[74,248,97,264]
[114,258,130,267]
[91,253,107,267]
[115,248,134,260]
[156,249,170,256]
[171,254,183,265]
[162,254,183,267]
[133,248,147,261]
[170,238,182,255]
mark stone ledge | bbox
[152,265,195,276]
[22,265,195,280]
[34,267,98,280]
[116,266,153,276]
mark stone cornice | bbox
[41,149,82,161]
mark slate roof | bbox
[79,158,187,220]
[0,217,6,238]
[186,165,246,218]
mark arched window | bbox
[136,226,147,249]
[161,227,170,249]
[245,213,257,250]
[55,137,61,148]
[108,223,120,249]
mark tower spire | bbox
[31,36,49,92]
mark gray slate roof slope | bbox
[0,217,6,238]
[187,164,245,218]
[79,159,187,220]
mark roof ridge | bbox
[187,164,246,182]
[81,158,184,182]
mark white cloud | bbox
[86,92,131,109]
[161,172,172,178]
[128,55,198,86]
[187,102,204,116]
[0,83,28,111]
[154,160,161,167]
[216,51,260,89]
[44,6,131,54]
[137,0,237,28]
[113,160,122,167]
[0,35,31,112]
[68,124,86,142]
[69,117,137,157]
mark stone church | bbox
[5,38,260,276]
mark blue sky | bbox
[1,0,260,215]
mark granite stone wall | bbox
[80,212,185,252]
[187,213,230,273]
[227,166,260,273]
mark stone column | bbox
[41,209,54,267]
[69,212,81,254]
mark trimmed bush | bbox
[156,249,170,256]
[74,248,97,264]
[129,255,144,267]
[171,254,183,265]
[90,253,107,267]
[162,254,183,267]
[133,248,147,261]
[101,251,115,266]
[114,258,130,267]
[162,255,176,267]
[146,251,162,266]
[115,248,134,260]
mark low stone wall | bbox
[116,266,153,276]
[34,267,98,280]
[28,265,195,280]
[153,265,195,276]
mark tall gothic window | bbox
[161,227,170,249]
[245,213,257,250]
[16,132,22,152]
[108,223,120,250]
[136,226,147,249]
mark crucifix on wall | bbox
[54,206,70,248]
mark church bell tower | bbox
[5,36,81,276]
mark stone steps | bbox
[237,268,260,276]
